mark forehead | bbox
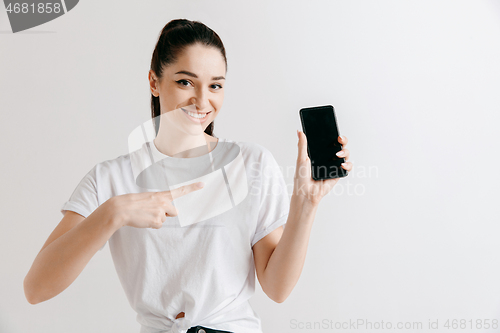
[167,43,226,77]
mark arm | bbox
[253,131,352,303]
[23,201,120,304]
[253,194,317,303]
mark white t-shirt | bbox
[60,138,290,333]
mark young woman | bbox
[24,19,352,333]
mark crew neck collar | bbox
[148,137,226,164]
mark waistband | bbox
[186,325,234,333]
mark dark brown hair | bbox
[150,19,227,137]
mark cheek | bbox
[214,93,224,109]
[160,88,188,109]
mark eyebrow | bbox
[175,70,225,81]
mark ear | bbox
[148,70,159,97]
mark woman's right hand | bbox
[105,181,205,229]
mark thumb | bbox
[297,130,308,162]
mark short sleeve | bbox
[251,148,290,248]
[60,164,106,252]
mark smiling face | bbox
[149,43,226,136]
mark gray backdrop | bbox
[2,0,500,332]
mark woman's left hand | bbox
[293,130,353,206]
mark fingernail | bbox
[197,182,205,188]
[336,151,344,157]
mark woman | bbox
[24,19,352,333]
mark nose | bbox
[190,88,210,111]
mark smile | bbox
[181,108,212,123]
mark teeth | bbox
[184,110,208,119]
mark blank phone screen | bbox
[300,105,347,180]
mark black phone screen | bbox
[299,105,348,180]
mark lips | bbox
[181,107,212,123]
[180,107,211,115]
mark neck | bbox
[154,113,218,158]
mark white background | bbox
[1,0,500,332]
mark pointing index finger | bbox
[164,181,205,201]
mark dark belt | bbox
[186,325,234,333]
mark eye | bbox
[176,79,192,87]
[211,83,223,90]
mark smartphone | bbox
[299,105,348,180]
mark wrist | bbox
[291,193,319,210]
[288,194,319,228]
[108,213,124,231]
[99,198,124,231]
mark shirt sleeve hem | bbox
[251,213,288,248]
[60,202,92,218]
